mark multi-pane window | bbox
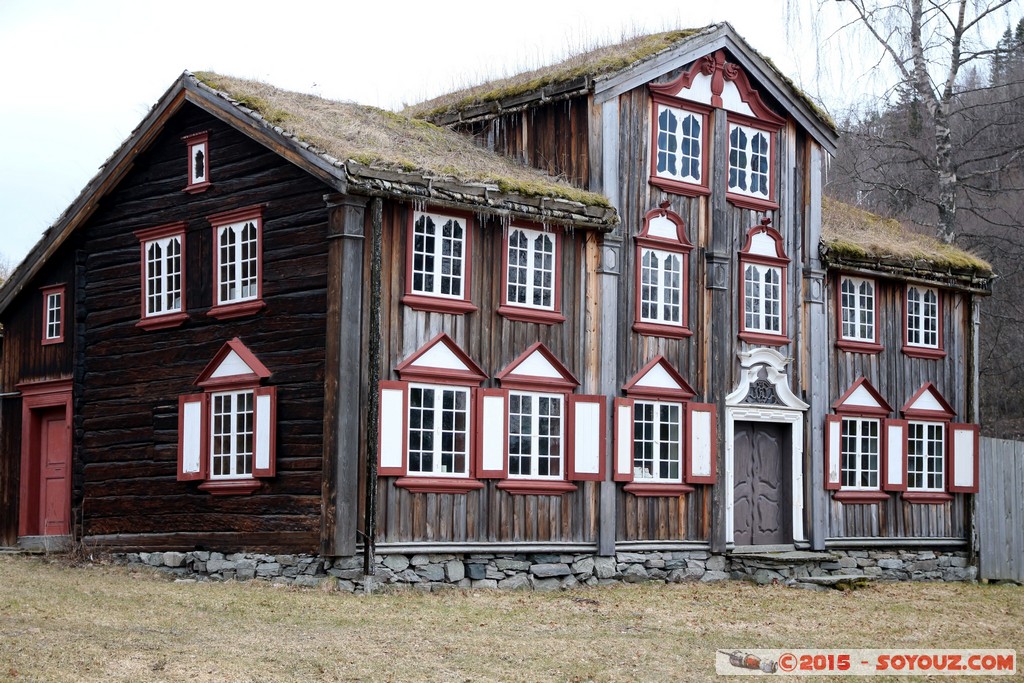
[840,277,875,343]
[508,391,562,479]
[506,227,555,310]
[210,390,254,479]
[411,212,465,299]
[908,421,945,491]
[655,104,703,185]
[408,384,470,477]
[907,286,939,348]
[639,248,683,325]
[840,417,880,489]
[728,123,771,200]
[217,219,259,305]
[44,290,63,342]
[144,236,183,316]
[633,401,682,482]
[743,263,782,334]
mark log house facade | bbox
[0,24,993,571]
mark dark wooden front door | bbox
[39,408,70,536]
[733,421,790,546]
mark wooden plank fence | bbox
[977,437,1024,582]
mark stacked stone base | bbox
[113,548,976,592]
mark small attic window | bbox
[184,132,211,193]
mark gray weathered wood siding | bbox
[977,437,1024,581]
[826,277,972,539]
[75,104,333,552]
[607,68,818,543]
[368,201,603,545]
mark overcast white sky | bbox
[0,0,1017,270]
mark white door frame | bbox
[724,349,808,547]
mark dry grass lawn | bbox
[0,555,1020,682]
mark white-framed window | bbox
[210,389,254,479]
[908,421,945,491]
[633,400,682,483]
[508,391,563,479]
[410,212,466,299]
[407,384,471,477]
[840,416,880,489]
[728,122,772,201]
[840,276,876,343]
[217,219,259,305]
[505,227,555,311]
[654,103,704,186]
[44,289,63,343]
[907,285,939,348]
[144,236,183,316]
[184,131,210,192]
[639,248,683,326]
[743,263,782,334]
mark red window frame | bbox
[738,221,790,346]
[207,205,266,320]
[726,114,781,211]
[903,285,946,359]
[647,94,712,197]
[401,208,478,315]
[183,131,211,194]
[835,274,882,354]
[827,378,893,503]
[633,204,693,339]
[40,284,66,345]
[134,221,188,330]
[498,223,565,325]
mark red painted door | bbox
[39,408,70,535]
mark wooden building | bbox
[0,24,993,570]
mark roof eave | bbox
[821,252,994,295]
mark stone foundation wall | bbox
[115,548,976,592]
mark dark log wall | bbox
[610,68,809,542]
[76,103,332,552]
[368,202,602,544]
[0,241,78,545]
[827,279,971,539]
[458,99,592,189]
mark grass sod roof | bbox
[820,198,993,287]
[404,24,836,134]
[191,72,614,222]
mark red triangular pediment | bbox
[195,338,270,387]
[623,356,696,401]
[833,377,891,416]
[496,342,579,391]
[395,333,487,385]
[902,383,956,419]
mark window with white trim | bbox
[184,131,210,193]
[728,122,771,201]
[906,285,939,348]
[654,104,704,186]
[177,338,276,495]
[408,384,470,477]
[410,212,465,299]
[43,288,63,343]
[639,249,683,326]
[840,276,875,343]
[908,421,944,491]
[633,400,682,482]
[508,391,563,479]
[145,235,183,316]
[743,263,782,334]
[506,227,555,310]
[840,416,880,489]
[210,390,254,479]
[218,219,258,305]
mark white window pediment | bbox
[842,384,884,411]
[395,333,487,385]
[210,349,258,379]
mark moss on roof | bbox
[821,197,991,275]
[192,72,611,209]
[404,27,714,120]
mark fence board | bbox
[977,437,1024,582]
